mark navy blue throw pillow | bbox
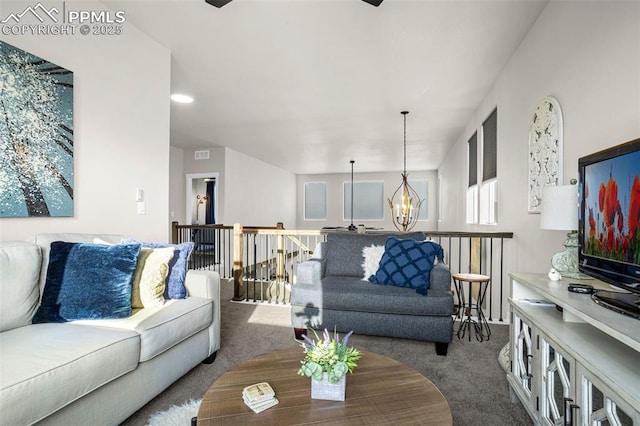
[369,237,444,295]
[33,241,141,323]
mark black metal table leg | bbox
[452,273,492,342]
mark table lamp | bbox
[540,182,581,279]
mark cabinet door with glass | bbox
[510,308,536,416]
[539,333,575,426]
[576,364,637,426]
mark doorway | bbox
[185,172,219,225]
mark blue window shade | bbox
[483,108,497,182]
[469,132,478,187]
[304,182,326,220]
[344,181,384,221]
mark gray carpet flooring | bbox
[121,280,532,425]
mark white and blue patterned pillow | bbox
[368,237,443,295]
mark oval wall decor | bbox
[528,96,563,214]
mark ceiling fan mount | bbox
[205,0,382,8]
[204,0,233,7]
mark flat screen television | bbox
[578,137,640,320]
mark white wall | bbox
[169,146,185,227]
[0,5,171,242]
[177,146,225,226]
[296,170,438,231]
[224,148,297,227]
[173,146,296,228]
[439,1,640,275]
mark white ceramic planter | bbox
[311,373,346,401]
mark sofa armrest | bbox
[184,269,220,300]
[310,241,327,261]
[429,262,452,293]
[296,259,326,285]
[184,269,221,355]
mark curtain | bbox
[205,180,216,224]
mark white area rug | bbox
[147,399,200,426]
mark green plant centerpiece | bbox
[298,328,361,383]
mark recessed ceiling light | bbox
[171,94,194,103]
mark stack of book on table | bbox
[242,382,279,413]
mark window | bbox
[480,108,498,224]
[466,186,478,224]
[479,180,497,224]
[467,108,498,225]
[467,132,478,224]
[343,181,384,221]
[304,182,326,220]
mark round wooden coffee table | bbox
[197,347,452,425]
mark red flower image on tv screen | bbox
[584,151,640,265]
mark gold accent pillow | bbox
[131,247,175,308]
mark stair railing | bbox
[172,222,514,321]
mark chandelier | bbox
[388,111,423,231]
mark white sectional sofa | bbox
[0,233,221,425]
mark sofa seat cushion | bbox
[0,323,139,425]
[291,276,453,317]
[71,296,213,362]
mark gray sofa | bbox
[290,232,454,355]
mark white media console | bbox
[508,272,639,426]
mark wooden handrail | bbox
[425,231,514,238]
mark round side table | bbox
[451,273,491,342]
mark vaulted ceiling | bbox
[106,0,548,174]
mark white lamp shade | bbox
[540,185,578,230]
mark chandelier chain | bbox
[402,111,408,174]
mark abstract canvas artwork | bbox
[0,41,74,217]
